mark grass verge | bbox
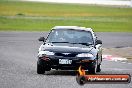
[0,1,132,31]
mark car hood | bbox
[40,43,95,53]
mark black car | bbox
[37,26,102,74]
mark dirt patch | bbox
[103,47,132,62]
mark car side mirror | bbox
[38,37,45,42]
[96,40,102,44]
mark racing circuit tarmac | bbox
[0,32,132,88]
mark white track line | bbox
[23,0,131,6]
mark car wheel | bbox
[88,60,97,74]
[37,61,45,74]
[97,64,101,72]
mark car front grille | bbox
[55,53,77,57]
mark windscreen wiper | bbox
[71,43,93,46]
[51,42,93,46]
[51,42,70,43]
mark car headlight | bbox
[39,45,45,51]
[38,51,54,57]
[77,53,94,57]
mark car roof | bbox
[52,26,93,32]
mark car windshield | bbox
[46,29,94,45]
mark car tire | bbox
[97,64,101,72]
[88,60,97,74]
[37,61,45,74]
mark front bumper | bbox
[38,55,96,70]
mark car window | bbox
[46,29,94,44]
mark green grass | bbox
[0,1,132,32]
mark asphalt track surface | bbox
[0,32,132,88]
